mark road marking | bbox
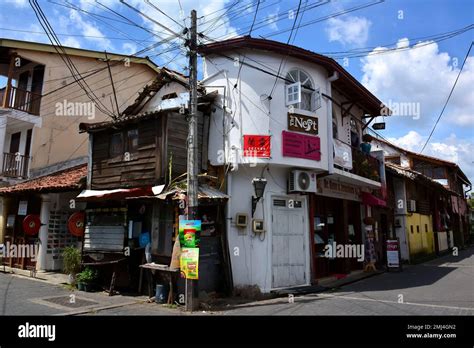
[315,293,474,311]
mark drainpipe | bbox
[326,71,339,174]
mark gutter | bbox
[326,71,339,174]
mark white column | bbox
[36,194,50,271]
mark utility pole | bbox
[185,9,198,312]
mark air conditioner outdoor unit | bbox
[288,170,317,193]
[407,200,417,212]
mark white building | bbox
[200,37,388,292]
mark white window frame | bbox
[312,87,321,111]
[285,82,301,106]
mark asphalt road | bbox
[0,247,473,316]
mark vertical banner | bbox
[180,247,199,279]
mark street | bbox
[0,247,473,316]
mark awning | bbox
[0,164,86,195]
[77,185,164,201]
[360,192,386,207]
[157,184,229,201]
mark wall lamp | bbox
[251,177,267,217]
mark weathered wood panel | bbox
[91,117,163,189]
[166,112,204,178]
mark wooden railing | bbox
[333,138,381,182]
[2,86,41,115]
[2,152,30,178]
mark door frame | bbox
[267,194,311,290]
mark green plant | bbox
[62,246,81,275]
[76,267,98,284]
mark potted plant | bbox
[62,246,81,285]
[76,267,98,292]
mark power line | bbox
[420,41,473,153]
[0,27,156,42]
[234,0,262,88]
[30,0,115,119]
[268,0,303,98]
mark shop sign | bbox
[180,247,199,279]
[386,239,401,270]
[288,113,318,135]
[243,135,271,158]
[282,131,321,161]
[317,178,361,201]
[179,220,201,248]
[18,201,28,216]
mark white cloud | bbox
[122,42,137,55]
[67,9,114,51]
[266,6,280,31]
[325,16,372,46]
[4,0,28,8]
[63,37,81,48]
[362,39,474,128]
[387,131,474,184]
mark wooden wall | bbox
[90,111,209,190]
[166,112,205,179]
[91,117,163,189]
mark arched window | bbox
[285,69,313,111]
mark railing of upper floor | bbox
[1,85,41,116]
[1,152,30,179]
[333,138,381,182]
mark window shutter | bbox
[312,87,322,111]
[285,82,301,106]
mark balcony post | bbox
[2,53,16,108]
[0,121,6,169]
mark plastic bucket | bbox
[155,284,169,304]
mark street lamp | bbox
[252,177,267,217]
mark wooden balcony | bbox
[333,138,381,183]
[2,152,30,178]
[1,85,41,116]
[351,146,381,182]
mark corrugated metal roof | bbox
[157,184,229,201]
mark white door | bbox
[271,197,307,288]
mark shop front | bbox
[311,178,364,280]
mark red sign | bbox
[243,135,271,158]
[22,215,41,236]
[68,212,86,237]
[282,131,321,161]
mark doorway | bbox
[271,196,307,288]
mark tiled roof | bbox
[0,164,87,194]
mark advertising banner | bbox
[282,131,321,161]
[180,247,199,280]
[179,220,201,248]
[387,239,401,269]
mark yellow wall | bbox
[406,213,435,257]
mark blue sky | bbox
[1,0,473,182]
